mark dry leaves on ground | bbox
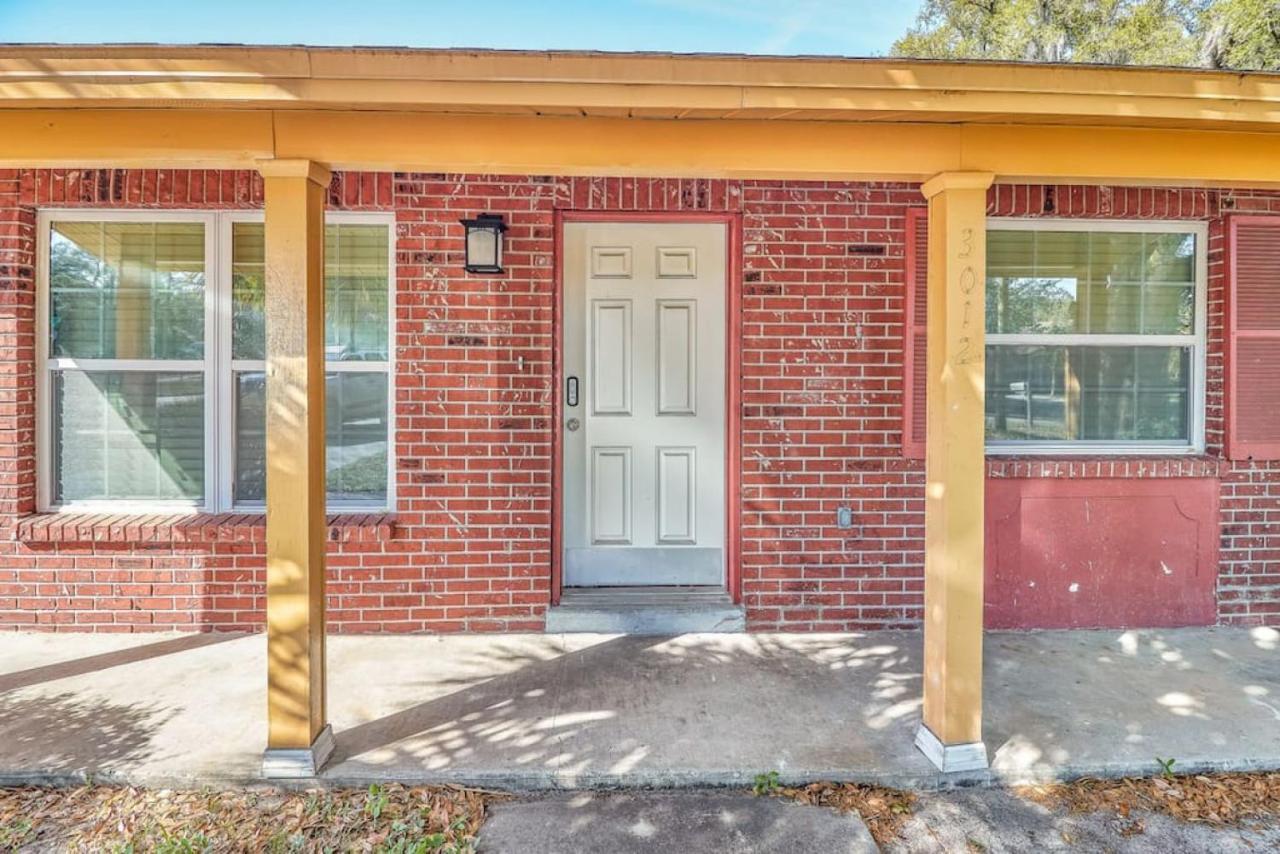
[773,782,917,845]
[0,782,499,853]
[1019,771,1280,828]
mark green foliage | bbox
[366,783,391,820]
[1157,756,1178,778]
[1201,0,1280,69]
[753,770,782,795]
[108,830,212,854]
[892,0,1279,70]
[0,816,34,850]
[150,831,212,854]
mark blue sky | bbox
[0,1,922,56]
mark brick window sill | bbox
[12,512,397,545]
[985,456,1222,479]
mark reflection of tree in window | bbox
[985,227,1198,447]
[50,223,204,361]
[48,221,206,504]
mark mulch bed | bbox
[1018,771,1280,827]
[0,783,498,852]
[773,772,1280,845]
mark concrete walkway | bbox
[478,791,878,853]
[476,787,1280,854]
[0,627,1276,789]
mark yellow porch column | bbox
[260,159,334,778]
[916,171,994,774]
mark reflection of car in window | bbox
[324,344,385,362]
[237,372,384,433]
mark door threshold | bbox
[548,586,744,634]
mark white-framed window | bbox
[35,208,396,513]
[986,218,1207,455]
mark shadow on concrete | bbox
[0,690,172,773]
[0,632,247,694]
[329,633,925,784]
[331,635,671,768]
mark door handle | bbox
[566,418,581,432]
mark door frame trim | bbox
[551,210,743,605]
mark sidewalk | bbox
[0,627,1277,789]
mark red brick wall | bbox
[0,171,1277,632]
[738,183,925,629]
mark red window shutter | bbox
[903,207,928,459]
[1227,216,1280,461]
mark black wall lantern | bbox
[460,213,508,274]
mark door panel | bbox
[563,222,726,587]
[591,300,632,415]
[656,446,696,544]
[656,299,696,415]
[590,447,632,544]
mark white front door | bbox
[563,221,726,586]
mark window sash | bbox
[217,211,394,511]
[37,208,396,513]
[985,218,1207,455]
[228,368,390,510]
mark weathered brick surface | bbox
[0,171,1276,631]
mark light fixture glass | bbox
[460,213,507,274]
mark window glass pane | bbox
[232,371,267,502]
[985,344,1071,441]
[986,345,1191,443]
[326,371,390,501]
[986,229,1195,336]
[986,230,1084,335]
[230,222,389,362]
[50,222,205,359]
[231,222,266,360]
[53,371,204,502]
[233,371,388,505]
[325,224,389,361]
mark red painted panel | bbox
[985,478,1220,629]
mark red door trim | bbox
[550,210,744,606]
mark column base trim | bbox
[915,723,988,773]
[263,724,335,779]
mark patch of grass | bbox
[752,771,781,796]
[365,783,391,820]
[0,815,34,850]
[0,783,499,853]
[148,830,211,854]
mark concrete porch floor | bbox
[0,627,1277,790]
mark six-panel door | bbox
[562,222,726,586]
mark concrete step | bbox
[546,586,746,634]
[477,791,878,853]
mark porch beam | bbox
[261,158,334,778]
[916,170,994,774]
[1,109,1279,187]
[273,113,1280,187]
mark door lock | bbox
[566,417,581,432]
